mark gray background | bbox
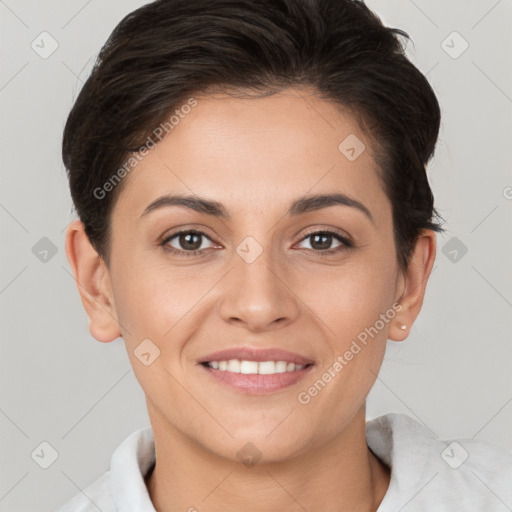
[1,0,511,510]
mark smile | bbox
[198,347,315,395]
[202,359,310,374]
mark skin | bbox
[66,87,436,512]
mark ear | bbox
[65,220,121,342]
[389,229,437,342]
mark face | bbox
[102,88,407,461]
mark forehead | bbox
[114,89,390,222]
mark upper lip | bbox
[198,347,315,366]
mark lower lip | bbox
[199,364,314,395]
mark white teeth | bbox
[240,360,259,374]
[258,361,276,375]
[227,359,240,373]
[275,361,287,373]
[206,359,307,374]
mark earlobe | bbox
[65,220,121,343]
[389,229,437,342]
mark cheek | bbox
[110,255,220,344]
[304,255,398,342]
[297,246,398,409]
[298,265,396,423]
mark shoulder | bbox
[367,413,512,511]
[55,426,155,512]
[55,471,114,512]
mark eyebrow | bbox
[140,192,374,224]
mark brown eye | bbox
[163,230,214,253]
[310,233,336,250]
[297,230,352,253]
[178,232,203,251]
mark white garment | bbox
[55,413,512,511]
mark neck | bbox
[145,402,390,512]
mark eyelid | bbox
[161,228,218,251]
[160,224,217,244]
[297,226,353,245]
[160,225,354,256]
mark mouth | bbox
[197,347,315,395]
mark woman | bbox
[57,0,512,510]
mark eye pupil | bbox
[311,233,332,250]
[180,232,202,250]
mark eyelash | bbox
[160,228,354,257]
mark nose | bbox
[219,249,300,332]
